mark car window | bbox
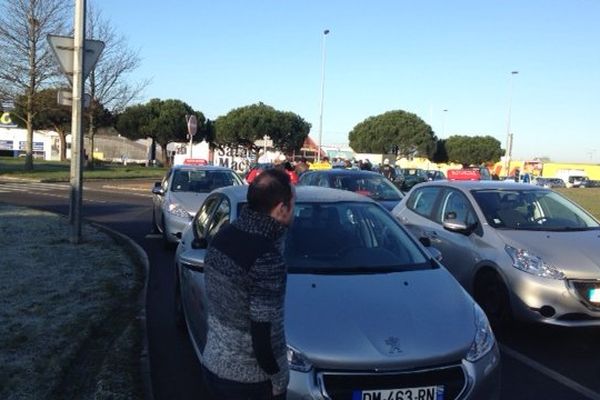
[316,174,330,187]
[472,189,600,231]
[438,189,478,226]
[298,172,315,185]
[406,187,440,218]
[207,198,231,240]
[330,174,403,201]
[171,169,241,193]
[194,196,220,238]
[284,202,429,272]
[161,169,172,191]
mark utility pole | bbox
[69,0,86,243]
[317,29,330,162]
[504,71,518,177]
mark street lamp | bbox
[504,71,519,176]
[442,109,448,137]
[317,29,330,162]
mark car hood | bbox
[285,268,476,371]
[168,192,209,216]
[496,230,600,279]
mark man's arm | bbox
[248,250,289,394]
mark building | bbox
[0,127,60,160]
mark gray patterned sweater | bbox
[202,207,289,393]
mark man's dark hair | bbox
[248,168,292,214]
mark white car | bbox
[151,165,243,246]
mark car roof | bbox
[214,185,378,204]
[412,180,549,191]
[305,169,382,177]
[171,164,235,172]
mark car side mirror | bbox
[443,219,476,235]
[152,182,164,195]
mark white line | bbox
[501,345,600,400]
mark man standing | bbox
[202,168,295,400]
[381,158,396,181]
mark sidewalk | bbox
[0,204,152,400]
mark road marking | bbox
[501,345,600,400]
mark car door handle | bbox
[181,260,204,273]
[425,230,442,243]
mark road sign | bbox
[57,90,91,108]
[186,114,198,137]
[47,35,105,85]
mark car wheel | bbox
[174,265,186,331]
[151,207,160,234]
[474,270,512,327]
[161,215,175,250]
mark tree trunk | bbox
[160,141,170,166]
[55,126,67,161]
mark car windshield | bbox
[284,202,430,273]
[471,189,600,231]
[401,169,427,178]
[330,174,403,201]
[171,169,242,193]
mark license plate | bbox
[589,288,600,303]
[352,385,444,400]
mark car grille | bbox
[569,280,600,311]
[318,364,467,400]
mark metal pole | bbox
[504,71,518,177]
[442,109,448,137]
[317,29,330,162]
[69,0,86,243]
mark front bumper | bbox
[508,270,600,326]
[163,212,193,243]
[287,344,501,400]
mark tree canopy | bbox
[444,135,504,166]
[214,103,310,153]
[116,98,205,164]
[348,110,437,158]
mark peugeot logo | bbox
[385,336,403,354]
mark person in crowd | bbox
[381,158,396,181]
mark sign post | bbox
[47,1,104,244]
[186,114,198,159]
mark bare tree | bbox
[85,2,149,168]
[0,0,70,170]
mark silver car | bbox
[393,180,600,327]
[175,186,500,399]
[151,165,243,246]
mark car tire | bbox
[474,270,512,327]
[174,266,186,331]
[161,215,175,250]
[151,207,160,234]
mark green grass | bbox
[0,157,167,181]
[555,188,600,220]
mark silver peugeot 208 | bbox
[175,186,501,400]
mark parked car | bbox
[396,168,428,191]
[151,165,243,246]
[175,186,501,400]
[246,162,299,184]
[393,180,600,327]
[427,170,446,181]
[297,169,404,210]
[533,177,566,189]
[447,167,491,181]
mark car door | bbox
[429,188,483,287]
[180,194,221,350]
[153,169,172,227]
[396,186,443,240]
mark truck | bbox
[554,169,589,188]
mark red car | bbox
[245,163,298,185]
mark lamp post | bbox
[442,109,448,137]
[504,71,519,177]
[317,29,330,162]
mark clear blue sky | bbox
[98,0,600,163]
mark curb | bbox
[90,221,154,400]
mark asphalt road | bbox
[1,178,599,400]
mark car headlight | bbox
[466,303,496,362]
[287,345,312,372]
[505,245,565,280]
[167,203,191,219]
